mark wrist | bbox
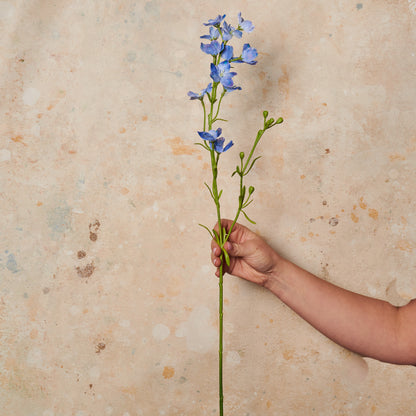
[263,253,287,292]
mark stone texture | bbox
[1,1,416,415]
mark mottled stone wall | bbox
[1,1,416,415]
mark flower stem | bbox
[208,79,225,416]
[219,263,224,416]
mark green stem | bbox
[212,89,226,123]
[219,263,224,416]
[201,99,207,132]
[209,144,224,416]
[226,173,244,242]
[243,129,265,173]
[207,73,225,416]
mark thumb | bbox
[226,240,251,258]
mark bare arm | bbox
[211,220,416,365]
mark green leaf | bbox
[244,156,262,175]
[213,228,221,243]
[204,182,215,200]
[194,142,210,150]
[198,223,214,238]
[222,248,231,267]
[242,210,256,224]
[243,199,253,209]
[231,165,241,178]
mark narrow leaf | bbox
[242,199,253,209]
[204,182,215,200]
[245,156,262,176]
[222,248,231,267]
[213,228,221,243]
[242,210,256,224]
[198,223,214,238]
[194,142,210,150]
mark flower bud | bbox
[248,186,255,195]
[239,151,245,159]
[263,110,269,119]
[266,118,274,127]
[276,117,284,124]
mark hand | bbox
[211,219,282,287]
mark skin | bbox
[211,219,416,365]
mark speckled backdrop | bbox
[1,1,416,415]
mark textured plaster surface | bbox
[1,1,416,415]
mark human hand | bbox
[211,219,282,287]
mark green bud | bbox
[239,151,245,160]
[276,117,284,124]
[266,118,274,128]
[263,110,269,119]
[248,186,255,195]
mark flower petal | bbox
[223,140,234,152]
[187,91,201,100]
[221,45,233,61]
[203,14,226,26]
[198,131,215,141]
[200,40,222,56]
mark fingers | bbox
[211,239,232,270]
[213,218,234,235]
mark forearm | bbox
[265,259,413,365]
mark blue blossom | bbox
[203,14,226,27]
[198,128,222,142]
[237,13,254,33]
[222,21,242,41]
[235,43,258,65]
[213,137,234,153]
[200,40,223,56]
[187,83,212,100]
[224,84,242,92]
[200,26,220,41]
[221,45,234,61]
[210,61,237,89]
[197,128,233,153]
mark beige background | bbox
[1,0,416,415]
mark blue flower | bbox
[210,61,237,89]
[187,83,212,100]
[222,21,242,41]
[235,43,258,65]
[221,45,234,61]
[203,14,226,27]
[200,26,220,41]
[197,128,233,153]
[213,137,234,153]
[224,84,242,92]
[200,40,223,56]
[198,128,222,142]
[237,13,254,33]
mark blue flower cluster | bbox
[199,13,257,92]
[188,13,258,154]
